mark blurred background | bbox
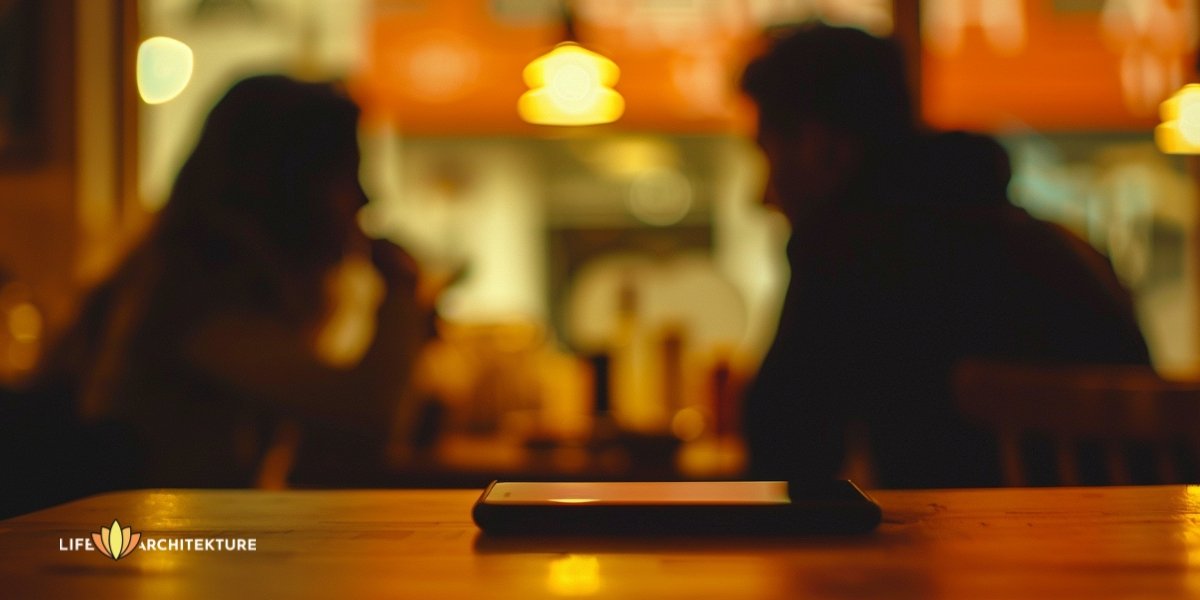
[2,0,1198,484]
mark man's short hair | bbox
[741,23,914,142]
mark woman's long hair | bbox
[156,75,362,272]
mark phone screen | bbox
[482,481,792,505]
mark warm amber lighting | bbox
[923,0,1026,57]
[671,407,706,442]
[1156,84,1200,154]
[137,37,194,105]
[404,32,480,102]
[519,43,624,126]
[627,167,693,226]
[0,283,41,380]
[7,302,41,343]
[547,555,601,596]
[313,254,385,368]
[1102,0,1198,116]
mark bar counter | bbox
[2,485,1198,598]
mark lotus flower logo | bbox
[92,519,140,561]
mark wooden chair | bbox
[952,359,1200,486]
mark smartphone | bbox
[472,480,881,536]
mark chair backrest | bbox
[952,359,1200,486]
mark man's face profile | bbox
[754,117,860,224]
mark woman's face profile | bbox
[326,158,370,245]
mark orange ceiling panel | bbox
[350,0,755,135]
[922,0,1197,132]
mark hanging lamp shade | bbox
[518,42,624,126]
[1157,84,1200,154]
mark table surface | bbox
[2,485,1199,599]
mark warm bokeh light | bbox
[1156,84,1200,154]
[313,254,385,368]
[1102,0,1198,116]
[923,0,1027,56]
[0,283,41,382]
[671,406,707,441]
[519,42,624,126]
[7,302,41,344]
[627,167,693,226]
[547,554,602,596]
[402,31,481,103]
[922,0,1198,130]
[136,36,194,105]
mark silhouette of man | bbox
[739,24,1150,488]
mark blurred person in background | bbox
[739,24,1149,488]
[5,75,430,514]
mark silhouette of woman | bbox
[38,75,430,489]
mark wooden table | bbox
[2,486,1199,599]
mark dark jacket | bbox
[743,199,1150,488]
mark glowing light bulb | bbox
[1156,84,1200,154]
[137,37,194,105]
[519,43,624,126]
